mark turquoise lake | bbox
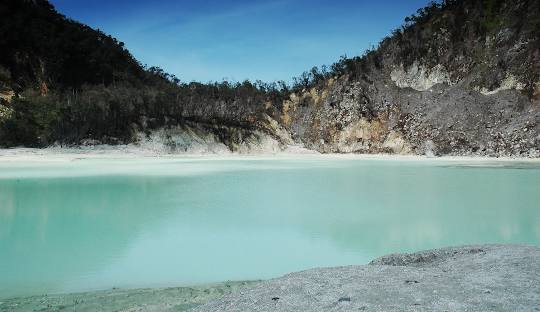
[0,156,539,299]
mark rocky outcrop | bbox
[277,74,540,157]
[193,244,540,312]
[269,0,540,157]
[0,90,14,103]
[132,122,288,154]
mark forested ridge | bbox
[0,0,286,147]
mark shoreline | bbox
[192,244,540,312]
[2,244,538,311]
[1,146,539,163]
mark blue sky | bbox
[49,0,431,83]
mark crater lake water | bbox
[0,155,539,299]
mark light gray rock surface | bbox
[0,282,257,312]
[193,245,540,312]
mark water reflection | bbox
[0,158,539,298]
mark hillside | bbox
[0,0,539,156]
[278,0,540,156]
[0,0,278,149]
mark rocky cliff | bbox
[267,0,540,157]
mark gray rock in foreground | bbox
[0,282,257,312]
[193,245,540,312]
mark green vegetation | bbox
[481,0,503,33]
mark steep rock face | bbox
[280,75,539,156]
[277,0,540,157]
[133,122,288,154]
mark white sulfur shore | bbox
[0,146,539,163]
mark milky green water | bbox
[0,156,539,299]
